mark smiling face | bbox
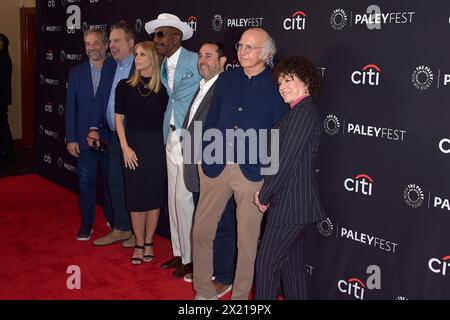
[109,28,134,62]
[84,32,107,62]
[278,73,309,104]
[197,43,225,81]
[134,45,154,75]
[152,26,181,57]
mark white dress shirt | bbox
[187,74,220,127]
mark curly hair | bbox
[273,56,321,98]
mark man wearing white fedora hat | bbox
[145,13,201,278]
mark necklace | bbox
[138,78,152,97]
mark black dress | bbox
[115,77,168,211]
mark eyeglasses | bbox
[235,43,265,54]
[151,31,178,40]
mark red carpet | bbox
[0,174,218,300]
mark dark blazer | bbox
[202,67,288,182]
[0,52,12,106]
[89,57,135,142]
[258,96,326,225]
[66,59,115,149]
[181,82,216,193]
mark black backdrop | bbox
[35,0,450,299]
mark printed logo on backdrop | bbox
[211,13,263,31]
[339,225,399,254]
[403,184,425,208]
[39,124,44,135]
[41,24,62,33]
[46,50,54,61]
[44,102,53,113]
[411,65,434,90]
[354,5,415,30]
[225,59,240,71]
[439,138,450,154]
[344,173,373,196]
[338,265,381,300]
[403,184,449,212]
[58,157,77,173]
[39,74,60,86]
[48,0,56,8]
[60,50,82,62]
[61,0,82,7]
[39,125,59,139]
[44,153,53,164]
[323,114,407,142]
[305,265,314,276]
[317,218,334,237]
[323,114,340,135]
[428,255,450,277]
[283,10,307,30]
[135,19,143,33]
[330,8,348,30]
[351,64,381,86]
[187,16,198,32]
[58,104,65,116]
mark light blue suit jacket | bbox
[160,47,201,143]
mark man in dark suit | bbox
[192,28,288,300]
[65,28,113,240]
[181,42,236,298]
[87,22,136,246]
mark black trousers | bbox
[0,104,15,159]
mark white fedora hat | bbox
[144,13,193,41]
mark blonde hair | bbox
[127,41,162,93]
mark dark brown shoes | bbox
[160,256,182,269]
[173,262,193,278]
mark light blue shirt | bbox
[106,55,134,131]
[90,62,102,97]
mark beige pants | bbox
[193,164,263,300]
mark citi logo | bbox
[48,0,55,7]
[46,50,54,61]
[344,174,373,196]
[439,138,450,154]
[44,103,53,112]
[225,59,240,71]
[44,153,52,164]
[351,64,381,86]
[428,256,450,276]
[187,16,198,31]
[283,11,306,30]
[338,265,381,300]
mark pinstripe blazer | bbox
[259,96,326,225]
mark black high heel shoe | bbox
[143,243,154,262]
[131,244,144,265]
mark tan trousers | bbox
[193,164,263,300]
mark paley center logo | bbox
[439,138,450,154]
[283,10,307,30]
[339,225,398,253]
[330,8,348,30]
[135,19,143,33]
[412,65,450,90]
[351,64,381,86]
[39,124,59,139]
[39,74,60,86]
[41,24,62,33]
[323,114,340,136]
[317,218,334,237]
[186,16,198,32]
[403,184,425,208]
[428,255,450,277]
[57,157,77,173]
[60,50,82,62]
[344,173,373,196]
[354,5,415,30]
[211,13,263,32]
[338,265,381,300]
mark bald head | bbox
[237,28,276,77]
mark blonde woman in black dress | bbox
[115,41,168,265]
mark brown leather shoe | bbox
[173,262,193,278]
[92,229,132,246]
[160,256,182,269]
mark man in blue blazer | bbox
[65,28,113,240]
[88,22,136,246]
[192,28,288,300]
[145,13,201,278]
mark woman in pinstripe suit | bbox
[254,56,326,300]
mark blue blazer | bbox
[160,47,201,142]
[66,59,115,149]
[202,67,288,181]
[88,57,135,142]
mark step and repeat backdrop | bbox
[36,0,450,299]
